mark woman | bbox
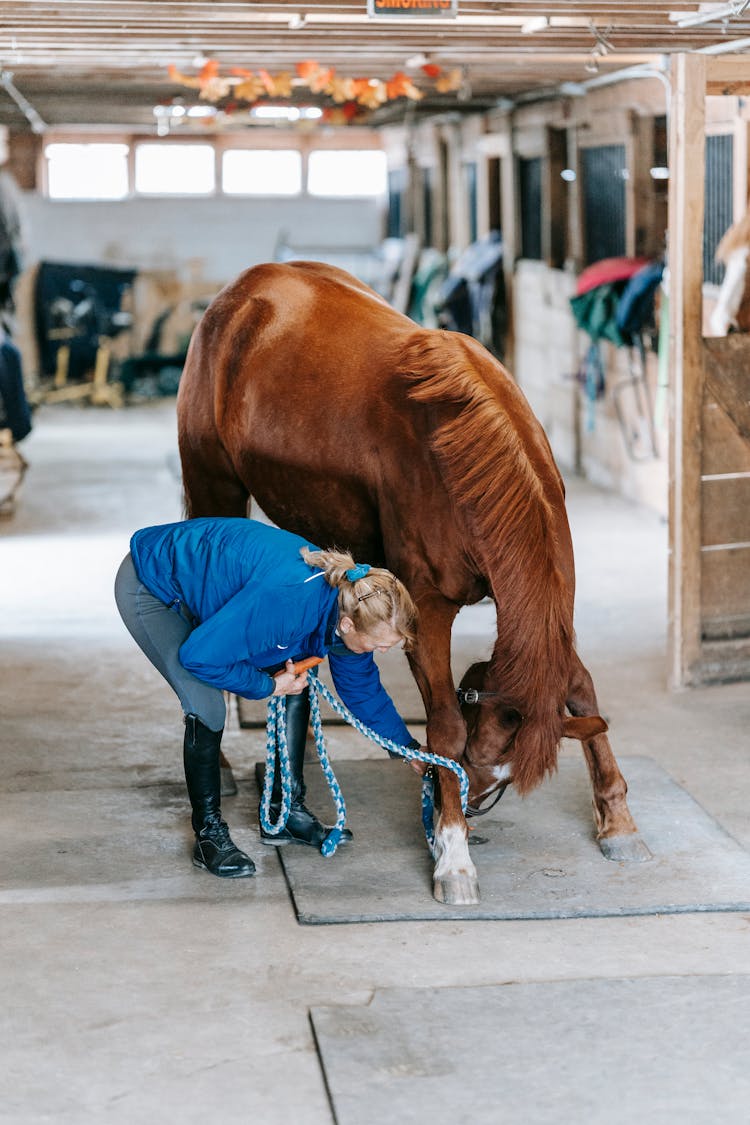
[114,517,421,878]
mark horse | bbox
[176,260,648,906]
[709,209,750,336]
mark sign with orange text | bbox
[367,0,457,17]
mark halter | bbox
[456,687,499,705]
[465,782,508,817]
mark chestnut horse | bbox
[177,261,647,905]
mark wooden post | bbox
[667,53,706,688]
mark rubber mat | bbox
[311,976,750,1124]
[262,756,750,923]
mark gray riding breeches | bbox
[114,552,226,732]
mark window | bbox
[134,144,215,195]
[704,134,733,286]
[421,166,434,248]
[519,157,542,260]
[222,149,302,195]
[581,145,627,264]
[464,162,478,244]
[387,167,407,238]
[307,150,387,197]
[45,143,129,200]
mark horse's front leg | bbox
[408,596,480,905]
[431,751,479,904]
[567,652,651,863]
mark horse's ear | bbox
[458,661,489,691]
[562,714,608,741]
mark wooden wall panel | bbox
[701,547,750,639]
[701,403,750,475]
[701,478,750,547]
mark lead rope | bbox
[259,668,469,858]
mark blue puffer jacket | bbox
[130,517,417,748]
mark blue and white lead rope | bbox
[259,668,469,857]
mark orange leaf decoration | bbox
[342,101,361,121]
[230,67,254,79]
[422,63,442,78]
[308,67,334,93]
[435,67,462,93]
[257,68,276,95]
[296,59,321,81]
[386,72,422,100]
[355,81,387,109]
[199,77,232,103]
[167,64,201,89]
[328,76,355,103]
[270,72,293,98]
[199,58,219,84]
[235,77,265,101]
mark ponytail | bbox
[300,546,417,649]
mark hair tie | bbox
[346,563,371,582]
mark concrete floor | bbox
[1,399,748,1124]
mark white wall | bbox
[21,194,386,285]
[512,260,668,517]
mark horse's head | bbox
[456,661,608,813]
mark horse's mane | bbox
[400,331,573,794]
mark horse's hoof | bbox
[220,765,238,797]
[433,874,481,905]
[598,833,652,863]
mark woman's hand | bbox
[408,748,429,776]
[272,660,309,696]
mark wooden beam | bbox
[706,56,750,96]
[667,52,706,689]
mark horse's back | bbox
[198,260,406,349]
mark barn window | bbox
[421,165,435,247]
[45,143,129,200]
[387,167,407,238]
[222,149,302,195]
[581,144,627,264]
[519,157,542,260]
[703,134,733,286]
[134,143,215,195]
[307,150,387,197]
[464,161,478,243]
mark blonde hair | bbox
[300,546,417,649]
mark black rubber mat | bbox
[261,756,750,923]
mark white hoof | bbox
[433,873,480,905]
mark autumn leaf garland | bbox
[166,58,464,116]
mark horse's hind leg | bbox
[567,652,651,862]
[178,430,250,520]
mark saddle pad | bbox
[265,755,750,923]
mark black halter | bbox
[455,686,508,814]
[456,688,499,705]
[466,781,508,817]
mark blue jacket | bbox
[130,518,417,748]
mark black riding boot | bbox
[183,714,255,878]
[260,690,353,848]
